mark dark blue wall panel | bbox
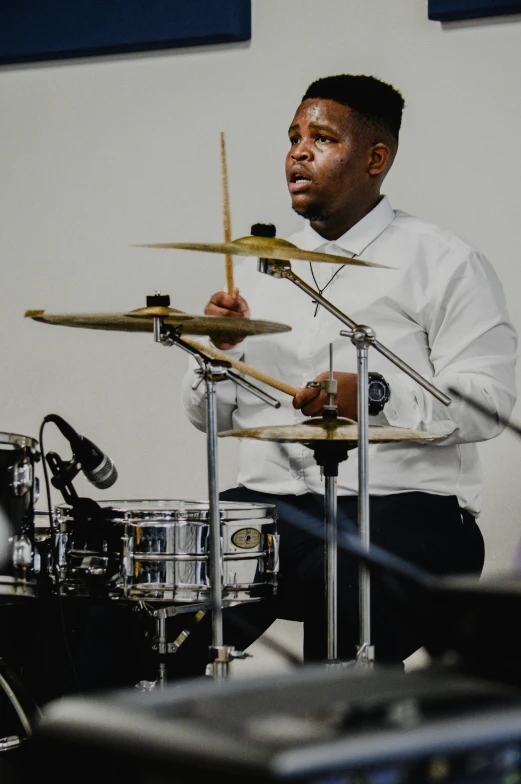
[0,0,251,65]
[429,0,521,20]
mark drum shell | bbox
[0,433,39,603]
[54,500,279,604]
[39,511,111,599]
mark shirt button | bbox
[291,472,300,480]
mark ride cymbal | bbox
[219,417,444,444]
[24,310,291,338]
[133,235,391,269]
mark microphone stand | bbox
[151,311,281,679]
[257,255,451,667]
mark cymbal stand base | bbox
[324,659,357,671]
[355,642,375,668]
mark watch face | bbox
[368,380,387,403]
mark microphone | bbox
[44,414,118,489]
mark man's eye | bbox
[289,135,300,145]
[316,135,332,143]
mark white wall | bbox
[2,0,521,671]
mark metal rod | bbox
[205,370,227,679]
[355,341,373,667]
[325,474,338,661]
[325,342,338,661]
[226,370,281,408]
[157,609,168,687]
[282,268,450,406]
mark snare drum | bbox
[54,500,279,604]
[0,433,40,603]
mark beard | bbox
[291,201,325,223]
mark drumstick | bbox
[220,132,234,296]
[182,336,298,398]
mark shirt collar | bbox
[299,195,395,256]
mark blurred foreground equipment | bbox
[21,663,521,784]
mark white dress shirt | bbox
[182,197,517,517]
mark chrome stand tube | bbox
[325,474,338,662]
[205,372,226,679]
[353,330,374,667]
[156,609,168,688]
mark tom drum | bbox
[0,433,40,603]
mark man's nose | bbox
[291,140,311,160]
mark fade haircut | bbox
[302,74,405,156]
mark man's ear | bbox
[368,142,392,176]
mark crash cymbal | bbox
[24,310,291,338]
[219,417,444,444]
[133,235,390,269]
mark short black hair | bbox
[302,74,405,143]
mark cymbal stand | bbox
[307,344,350,665]
[153,315,280,678]
[258,257,451,666]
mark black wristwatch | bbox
[367,372,390,415]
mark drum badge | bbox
[231,528,261,549]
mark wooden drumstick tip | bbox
[220,132,234,296]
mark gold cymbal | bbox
[126,306,189,318]
[218,417,444,444]
[25,310,153,332]
[24,309,291,338]
[132,235,391,269]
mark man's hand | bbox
[204,288,251,350]
[293,371,358,419]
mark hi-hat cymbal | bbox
[133,235,390,269]
[219,417,444,444]
[24,309,291,338]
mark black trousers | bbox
[0,490,485,702]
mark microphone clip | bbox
[46,451,80,505]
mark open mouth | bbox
[288,172,312,193]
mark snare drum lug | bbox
[34,476,40,504]
[12,535,33,569]
[121,535,133,578]
[9,460,33,497]
[266,533,280,574]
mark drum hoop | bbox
[0,431,38,451]
[54,499,276,523]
